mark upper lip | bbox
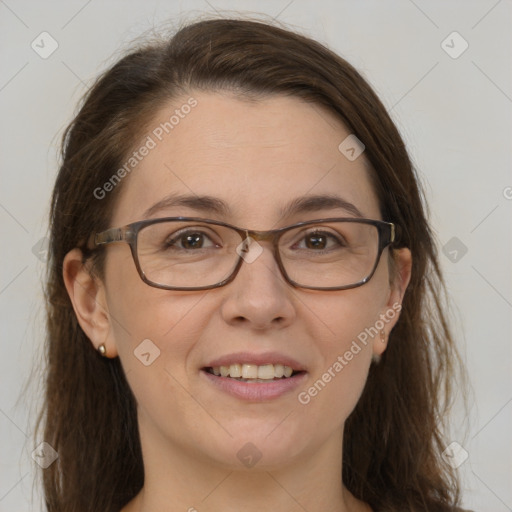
[203,352,306,372]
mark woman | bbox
[36,17,470,512]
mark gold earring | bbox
[380,329,386,343]
[98,344,107,357]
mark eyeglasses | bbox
[91,217,395,291]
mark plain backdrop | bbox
[0,1,511,511]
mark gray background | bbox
[0,1,511,510]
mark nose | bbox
[219,239,296,330]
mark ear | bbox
[63,248,118,358]
[373,247,412,358]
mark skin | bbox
[64,91,412,512]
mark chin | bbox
[197,423,312,471]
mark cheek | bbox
[294,277,388,421]
[299,276,387,353]
[107,286,210,368]
[296,347,371,435]
[103,248,210,384]
[106,283,215,446]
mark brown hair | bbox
[36,16,469,512]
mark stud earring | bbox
[98,344,107,357]
[372,331,387,364]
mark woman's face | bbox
[73,91,410,471]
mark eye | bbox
[294,230,345,251]
[166,229,219,250]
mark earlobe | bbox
[62,248,118,358]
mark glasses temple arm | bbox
[94,227,126,245]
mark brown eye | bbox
[295,230,345,251]
[304,233,328,250]
[180,232,207,249]
[165,229,218,250]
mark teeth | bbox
[209,363,297,380]
[242,364,258,379]
[257,364,275,379]
[274,364,285,378]
[229,363,242,378]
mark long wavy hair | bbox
[35,16,469,512]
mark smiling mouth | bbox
[203,363,303,382]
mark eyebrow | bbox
[142,193,365,220]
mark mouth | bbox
[200,359,307,401]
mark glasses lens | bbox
[279,221,380,288]
[137,221,240,288]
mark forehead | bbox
[111,91,381,227]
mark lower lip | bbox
[200,369,307,401]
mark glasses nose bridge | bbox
[243,228,282,255]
